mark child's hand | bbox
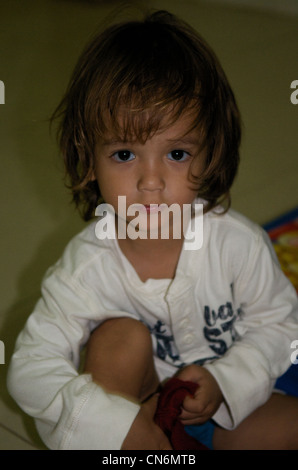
[121,394,173,450]
[176,364,223,425]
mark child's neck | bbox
[117,235,184,282]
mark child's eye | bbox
[167,150,190,161]
[112,150,136,162]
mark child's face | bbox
[93,111,205,233]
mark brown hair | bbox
[52,10,241,221]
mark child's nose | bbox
[137,161,165,192]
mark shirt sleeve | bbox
[7,265,141,450]
[204,228,298,430]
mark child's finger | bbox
[179,405,209,425]
[179,407,199,420]
[182,393,207,414]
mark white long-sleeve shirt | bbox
[7,206,298,449]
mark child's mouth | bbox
[128,203,165,215]
[144,204,161,214]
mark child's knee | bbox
[84,317,157,399]
[102,316,150,343]
[87,317,153,364]
[121,318,153,354]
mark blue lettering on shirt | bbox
[147,300,242,366]
[203,302,240,356]
[148,320,181,363]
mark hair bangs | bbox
[95,93,201,145]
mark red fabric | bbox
[154,377,208,450]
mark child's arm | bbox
[197,228,298,431]
[7,267,141,450]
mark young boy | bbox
[7,10,298,450]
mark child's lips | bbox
[144,204,161,214]
[130,203,165,214]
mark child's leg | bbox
[83,317,172,449]
[83,317,160,401]
[213,393,298,450]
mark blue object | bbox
[275,363,298,397]
[185,420,216,450]
[263,207,298,232]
